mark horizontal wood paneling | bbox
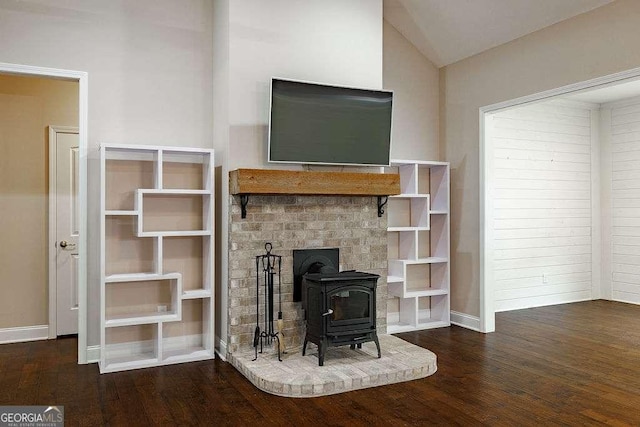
[494,235,591,250]
[493,208,591,219]
[493,226,591,240]
[493,158,590,172]
[611,100,640,305]
[494,199,590,209]
[490,101,592,311]
[494,263,591,281]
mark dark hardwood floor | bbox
[1,300,639,426]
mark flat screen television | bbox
[268,78,393,167]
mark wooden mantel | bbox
[230,168,400,196]
[229,168,401,218]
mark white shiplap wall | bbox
[610,98,640,305]
[488,100,595,312]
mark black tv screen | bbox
[268,78,392,166]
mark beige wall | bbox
[383,20,439,161]
[0,74,78,329]
[441,0,640,317]
[0,0,214,346]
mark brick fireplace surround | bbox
[224,174,437,398]
[227,194,388,354]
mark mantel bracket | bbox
[240,194,249,219]
[377,196,389,218]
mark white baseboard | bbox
[450,311,481,332]
[0,324,49,344]
[86,345,101,363]
[215,336,227,362]
[612,292,640,306]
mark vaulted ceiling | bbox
[384,0,615,67]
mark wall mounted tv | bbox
[268,78,393,167]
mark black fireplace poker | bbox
[253,242,283,362]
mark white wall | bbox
[606,96,640,305]
[441,0,640,318]
[227,0,384,170]
[488,100,595,311]
[0,0,214,347]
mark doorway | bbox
[480,66,640,333]
[0,62,88,363]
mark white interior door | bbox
[53,129,79,336]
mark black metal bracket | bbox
[377,196,389,217]
[240,194,249,219]
[238,194,390,219]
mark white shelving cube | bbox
[100,144,215,373]
[384,160,450,333]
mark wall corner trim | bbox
[215,337,227,362]
[450,311,481,332]
[86,345,101,364]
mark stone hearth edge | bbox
[229,334,437,397]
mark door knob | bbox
[59,240,76,249]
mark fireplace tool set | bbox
[253,242,285,361]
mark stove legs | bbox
[349,337,380,358]
[318,339,327,366]
[304,333,380,365]
[303,334,327,366]
[373,334,381,358]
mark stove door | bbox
[327,285,374,332]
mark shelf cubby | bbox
[417,230,431,259]
[162,150,210,190]
[406,263,432,293]
[105,274,182,327]
[163,236,208,293]
[417,295,449,328]
[105,216,156,276]
[138,191,206,234]
[387,196,430,230]
[430,214,448,259]
[103,324,159,373]
[105,150,157,211]
[162,299,212,362]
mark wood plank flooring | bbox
[1,300,639,426]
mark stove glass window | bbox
[330,289,370,321]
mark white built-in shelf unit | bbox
[384,160,451,333]
[99,144,215,373]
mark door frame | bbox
[0,62,89,364]
[479,66,640,334]
[48,125,79,339]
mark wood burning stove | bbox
[302,271,381,366]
